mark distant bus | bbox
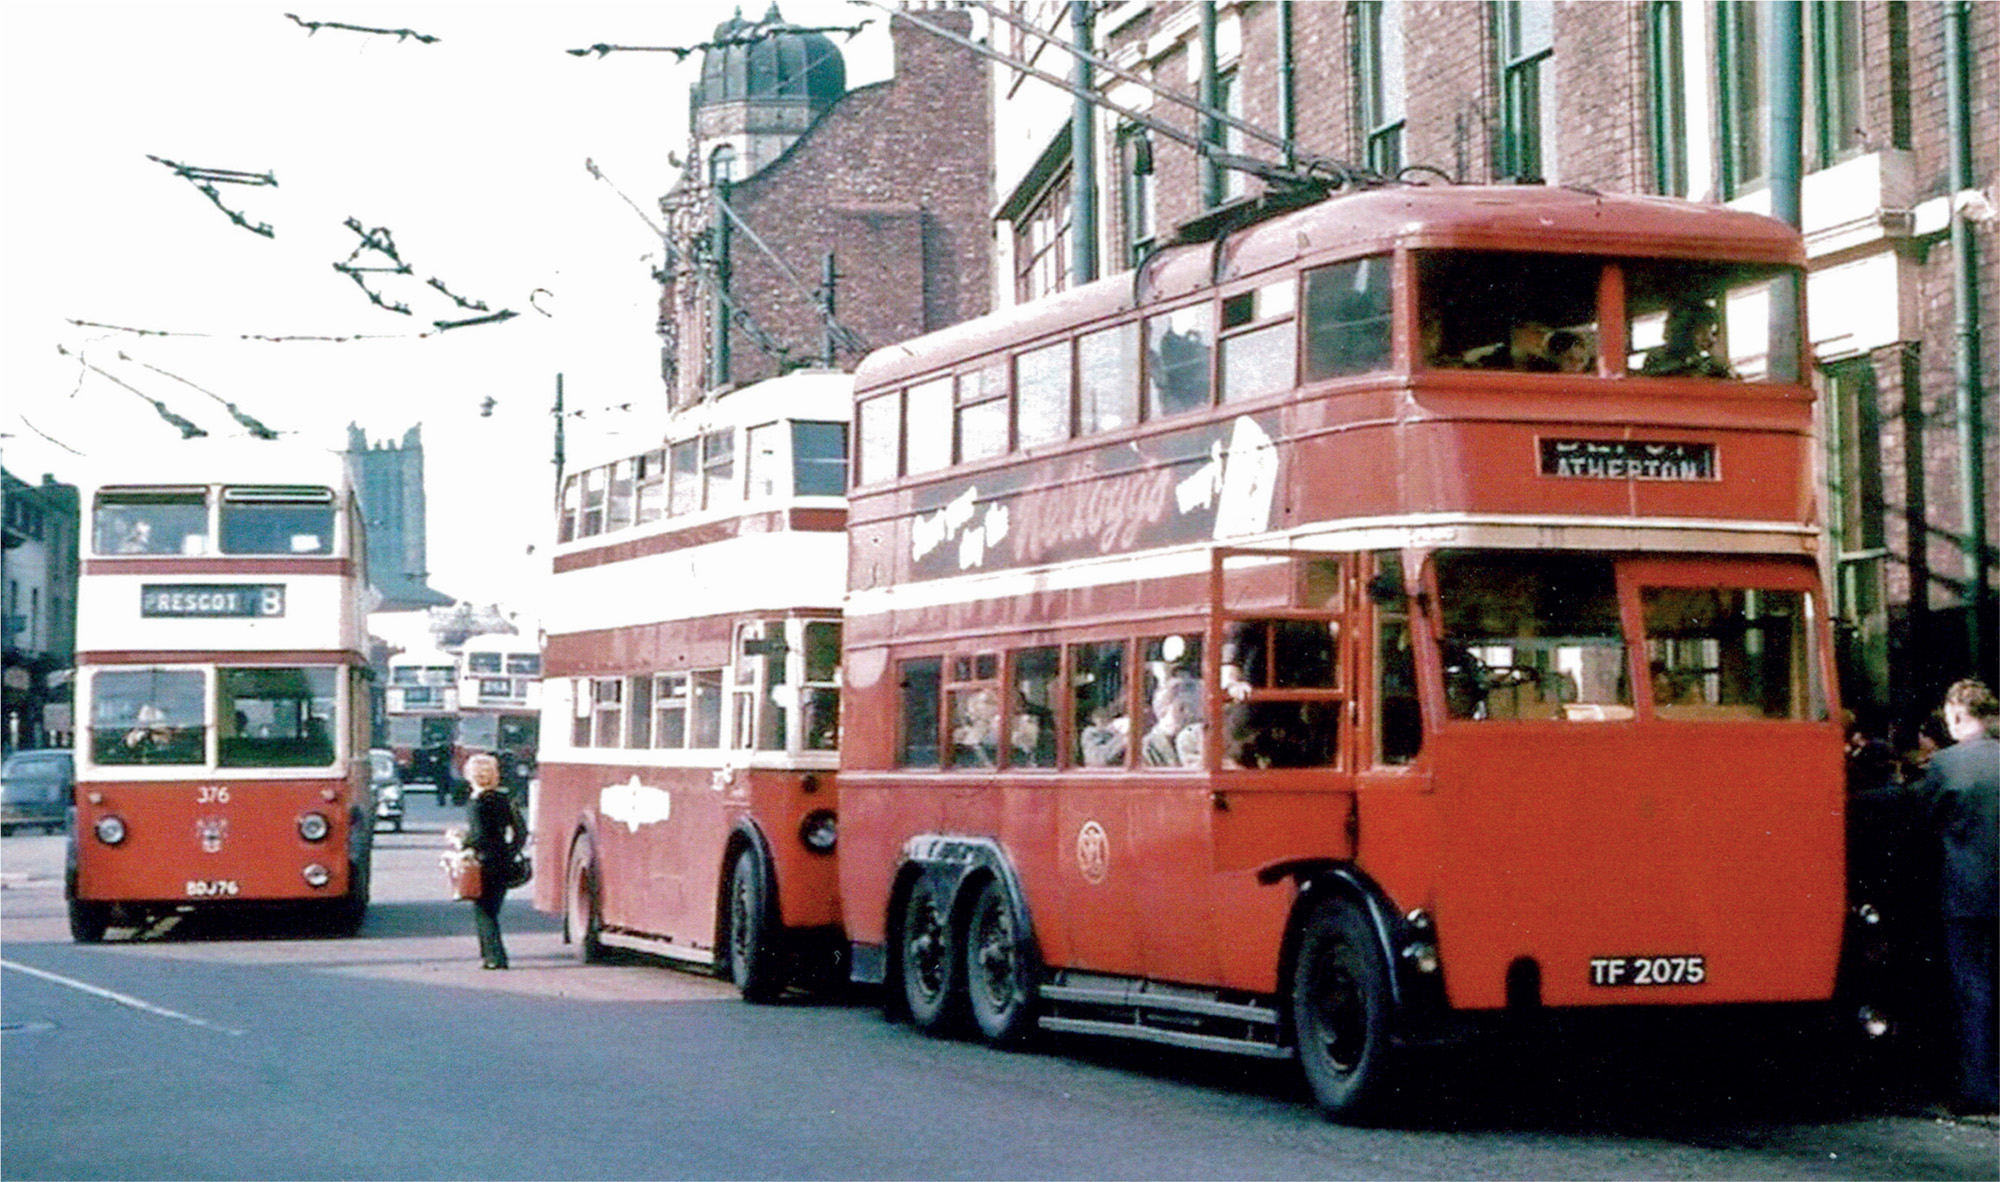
[69,441,375,940]
[533,372,850,997]
[384,648,460,796]
[456,631,541,796]
[836,184,1846,1119]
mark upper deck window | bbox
[506,653,541,676]
[1626,259,1796,381]
[793,422,848,496]
[219,487,334,555]
[1220,280,1299,403]
[1418,251,1596,373]
[558,476,580,543]
[906,377,954,476]
[1145,304,1213,420]
[1016,341,1073,450]
[702,429,736,509]
[1303,256,1393,380]
[635,450,667,524]
[956,363,1010,464]
[94,489,208,556]
[1435,551,1632,722]
[605,460,636,532]
[857,393,901,487]
[1079,323,1141,435]
[467,653,503,674]
[579,468,607,538]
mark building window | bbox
[1014,167,1072,303]
[1495,0,1555,182]
[1716,0,1764,197]
[1805,0,1862,170]
[1218,68,1247,201]
[1356,1,1406,176]
[1117,124,1155,268]
[1647,1,1688,196]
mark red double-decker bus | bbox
[837,184,1846,1118]
[68,441,375,940]
[533,373,851,997]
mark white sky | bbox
[0,1,893,620]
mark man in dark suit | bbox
[1917,678,1999,1114]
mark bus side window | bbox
[1140,635,1204,768]
[1371,553,1421,765]
[1145,305,1213,419]
[801,621,842,751]
[1008,647,1059,768]
[1079,324,1140,434]
[1303,256,1392,380]
[898,657,943,768]
[1070,640,1129,768]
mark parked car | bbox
[1,749,73,835]
[369,748,404,832]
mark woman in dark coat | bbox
[463,753,525,969]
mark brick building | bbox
[984,0,1995,728]
[658,4,994,404]
[1,469,79,752]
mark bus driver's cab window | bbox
[92,669,206,765]
[94,490,208,556]
[1434,551,1632,722]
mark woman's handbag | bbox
[506,852,533,890]
[442,849,482,900]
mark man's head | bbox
[1942,679,1999,742]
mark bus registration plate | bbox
[185,880,241,898]
[1589,955,1705,986]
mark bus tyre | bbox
[330,857,370,936]
[899,874,964,1035]
[727,848,783,1004]
[964,876,1036,1046]
[1291,897,1398,1122]
[565,834,604,963]
[68,898,109,944]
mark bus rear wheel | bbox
[67,898,109,943]
[727,848,783,1003]
[565,833,604,963]
[1291,896,1398,1122]
[899,874,963,1035]
[964,876,1036,1046]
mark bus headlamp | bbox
[297,812,331,842]
[303,863,331,888]
[799,809,838,853]
[94,815,128,846]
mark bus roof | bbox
[563,370,854,474]
[74,438,355,500]
[854,184,1804,391]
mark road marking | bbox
[0,959,246,1036]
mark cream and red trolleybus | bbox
[68,440,375,940]
[837,184,1846,1118]
[534,373,851,998]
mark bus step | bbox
[1037,976,1288,1059]
[1038,1015,1292,1060]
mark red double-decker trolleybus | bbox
[534,373,851,997]
[67,441,375,941]
[839,184,1846,1118]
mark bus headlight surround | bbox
[303,863,331,888]
[94,815,128,846]
[297,812,331,842]
[799,809,837,853]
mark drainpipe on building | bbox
[1070,0,1098,286]
[1768,0,1803,384]
[1277,3,1296,172]
[1945,0,1992,673]
[711,178,732,390]
[1201,2,1222,211]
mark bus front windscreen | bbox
[92,669,207,765]
[218,667,338,767]
[1435,552,1633,722]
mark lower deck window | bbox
[90,668,206,765]
[219,667,338,767]
[899,657,943,768]
[1643,586,1820,719]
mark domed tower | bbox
[692,3,847,183]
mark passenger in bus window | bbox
[117,519,155,553]
[1142,671,1202,767]
[1640,300,1733,378]
[1467,321,1558,371]
[950,688,1001,768]
[1079,704,1128,767]
[1548,329,1595,374]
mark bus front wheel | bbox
[899,874,963,1035]
[1291,896,1398,1122]
[727,848,783,1003]
[964,876,1036,1046]
[564,834,604,963]
[68,898,109,943]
